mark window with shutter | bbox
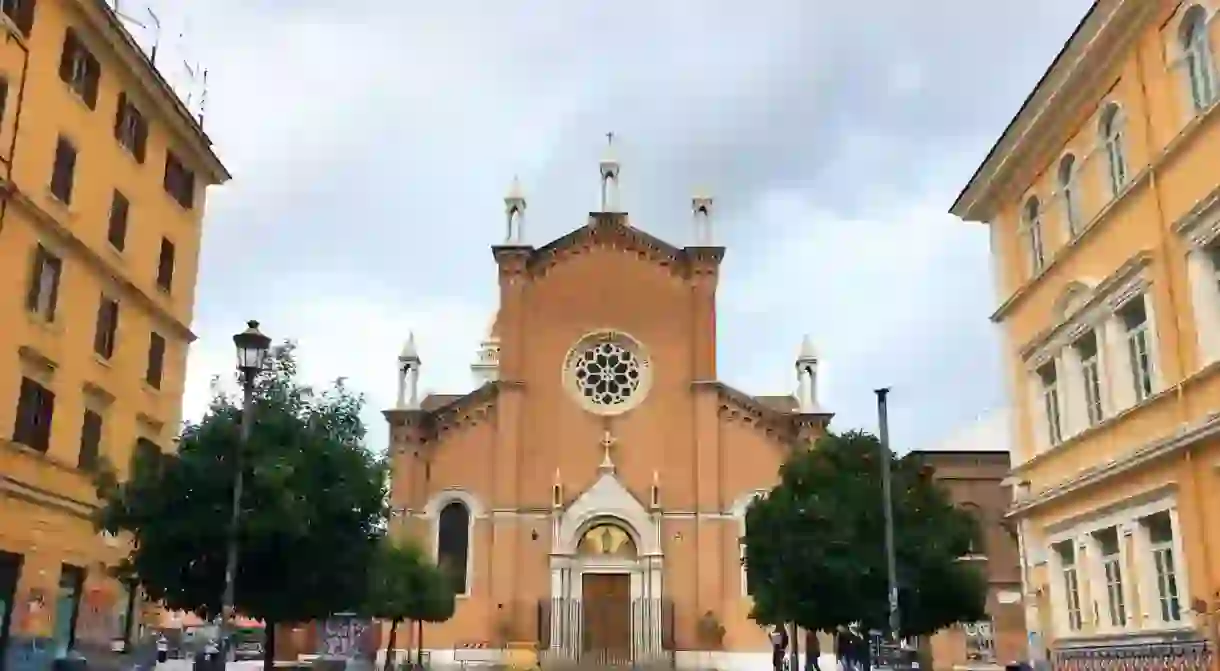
[3,0,37,37]
[156,239,175,292]
[78,409,102,471]
[25,244,62,321]
[13,376,54,452]
[50,136,76,204]
[93,296,119,359]
[114,94,147,162]
[57,28,99,108]
[163,152,195,209]
[146,332,165,388]
[107,192,129,250]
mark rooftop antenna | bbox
[145,7,161,64]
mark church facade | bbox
[384,151,831,670]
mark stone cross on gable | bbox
[598,427,617,474]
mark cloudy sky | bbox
[127,0,1093,453]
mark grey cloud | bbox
[161,0,1090,451]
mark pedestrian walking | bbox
[804,629,822,671]
[770,624,790,671]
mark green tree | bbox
[95,343,388,671]
[743,430,987,638]
[364,540,455,671]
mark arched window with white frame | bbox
[1098,103,1128,196]
[1058,154,1081,236]
[436,500,471,596]
[1181,5,1217,113]
[1023,196,1045,275]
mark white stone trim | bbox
[424,489,483,598]
[730,490,768,597]
[1021,251,1152,367]
[1174,182,1220,367]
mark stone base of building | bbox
[374,648,840,671]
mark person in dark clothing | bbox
[804,629,822,671]
[770,624,790,671]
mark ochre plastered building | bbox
[0,0,228,667]
[384,155,831,670]
[952,1,1220,669]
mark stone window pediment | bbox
[1022,251,1152,369]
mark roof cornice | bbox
[950,0,1150,222]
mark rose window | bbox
[564,332,651,415]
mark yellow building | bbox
[951,1,1220,669]
[0,0,228,666]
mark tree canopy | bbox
[95,343,388,645]
[364,539,456,671]
[743,430,987,637]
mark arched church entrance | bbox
[545,516,668,665]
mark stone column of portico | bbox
[491,244,533,634]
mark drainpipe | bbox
[0,23,31,237]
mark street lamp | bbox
[221,320,270,661]
[874,388,901,643]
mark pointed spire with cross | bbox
[598,424,617,474]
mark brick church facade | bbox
[384,148,831,670]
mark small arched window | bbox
[1181,5,1217,112]
[1058,154,1081,235]
[1024,196,1045,274]
[437,500,471,595]
[960,503,986,556]
[1098,104,1127,195]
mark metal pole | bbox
[221,376,253,661]
[875,387,901,642]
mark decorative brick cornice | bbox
[712,382,832,445]
[384,382,501,446]
[522,212,725,280]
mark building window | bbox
[1054,541,1083,632]
[0,78,8,127]
[77,409,102,472]
[1037,361,1062,447]
[1120,298,1154,402]
[1096,528,1127,628]
[163,151,195,209]
[1145,512,1182,624]
[57,28,99,109]
[13,376,54,452]
[1058,154,1081,235]
[1023,196,1045,274]
[25,244,61,321]
[1181,5,1217,113]
[107,191,129,251]
[1075,332,1105,426]
[1099,103,1128,195]
[113,93,147,162]
[436,500,470,595]
[133,438,161,474]
[1,0,37,36]
[93,296,119,360]
[49,136,77,205]
[156,238,175,292]
[145,332,165,389]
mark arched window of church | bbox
[960,502,986,556]
[437,501,471,595]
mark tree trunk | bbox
[415,620,424,668]
[789,623,799,671]
[263,622,278,671]
[404,619,413,668]
[383,619,399,671]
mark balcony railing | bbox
[1052,638,1212,671]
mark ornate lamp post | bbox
[221,320,270,660]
